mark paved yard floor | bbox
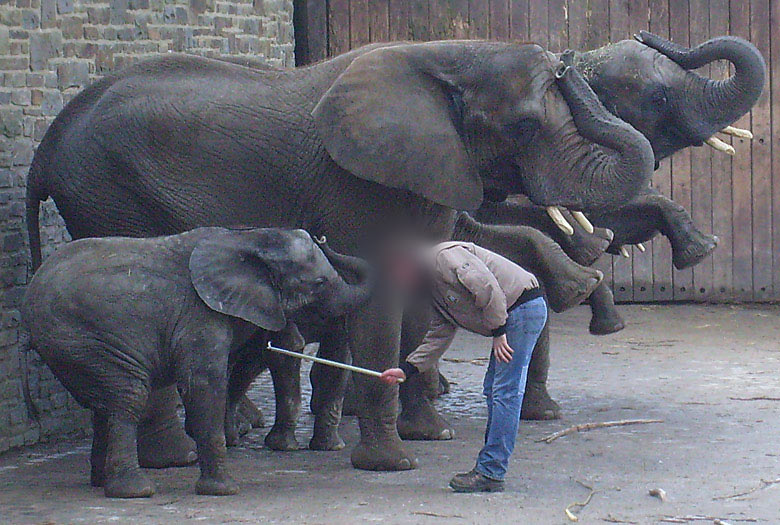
[1,304,779,524]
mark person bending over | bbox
[380,241,547,493]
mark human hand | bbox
[379,368,406,385]
[492,334,514,363]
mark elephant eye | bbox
[314,277,328,288]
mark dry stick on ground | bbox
[713,477,780,500]
[659,516,757,523]
[729,396,780,401]
[412,511,464,519]
[565,481,597,522]
[537,419,664,444]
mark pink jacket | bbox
[404,242,540,373]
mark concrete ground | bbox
[1,304,779,524]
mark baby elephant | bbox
[22,227,373,498]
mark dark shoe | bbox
[449,469,504,493]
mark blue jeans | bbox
[475,296,547,481]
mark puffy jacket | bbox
[403,241,540,375]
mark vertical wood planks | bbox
[328,0,351,56]
[749,0,772,300]
[729,0,754,301]
[388,0,410,40]
[709,0,733,301]
[772,0,780,298]
[368,1,390,42]
[490,0,511,40]
[509,0,530,42]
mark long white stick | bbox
[266,343,403,382]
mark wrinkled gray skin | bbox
[27,41,655,471]
[21,227,372,498]
[479,33,765,335]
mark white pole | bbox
[266,343,403,383]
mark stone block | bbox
[56,61,89,89]
[29,30,63,70]
[56,0,73,14]
[41,0,57,27]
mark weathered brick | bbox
[56,61,89,88]
[29,30,62,70]
[40,0,57,27]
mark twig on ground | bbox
[602,517,638,524]
[537,419,664,443]
[713,477,780,500]
[660,516,757,523]
[564,482,596,522]
[442,357,488,365]
[729,396,780,401]
[412,511,464,519]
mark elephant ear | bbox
[312,45,483,211]
[189,228,286,331]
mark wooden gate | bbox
[294,0,779,302]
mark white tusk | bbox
[720,125,753,139]
[547,206,574,236]
[636,243,646,252]
[571,211,594,234]
[620,246,630,258]
[705,136,735,156]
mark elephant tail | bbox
[26,159,48,272]
[18,328,41,424]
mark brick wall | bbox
[0,0,294,453]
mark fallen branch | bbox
[649,488,667,502]
[729,396,780,401]
[565,482,596,522]
[660,516,756,523]
[713,477,780,500]
[537,419,664,444]
[412,511,464,519]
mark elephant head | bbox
[573,32,766,164]
[312,41,655,214]
[188,228,373,330]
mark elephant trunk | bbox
[318,240,374,316]
[636,31,766,134]
[552,57,655,211]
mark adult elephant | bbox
[26,41,654,471]
[480,32,766,335]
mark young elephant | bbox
[21,227,372,498]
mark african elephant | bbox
[21,227,372,498]
[26,41,655,471]
[480,32,766,335]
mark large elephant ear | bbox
[312,45,483,211]
[189,228,286,331]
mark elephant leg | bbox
[136,386,197,468]
[103,414,155,498]
[90,412,108,487]
[263,352,303,451]
[179,351,238,496]
[309,327,349,451]
[237,395,264,429]
[348,292,417,471]
[397,302,454,441]
[520,315,561,421]
[225,337,270,447]
[588,282,626,335]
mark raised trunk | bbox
[318,241,374,316]
[542,58,655,211]
[635,32,766,134]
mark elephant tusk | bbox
[571,211,594,234]
[636,243,646,252]
[619,246,630,258]
[720,125,753,139]
[705,136,735,156]
[547,206,574,236]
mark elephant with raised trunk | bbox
[27,41,654,471]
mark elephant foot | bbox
[569,227,614,266]
[437,372,450,396]
[90,467,105,488]
[309,420,346,451]
[196,474,239,496]
[672,233,719,270]
[341,384,359,417]
[521,381,561,421]
[104,468,155,499]
[237,395,264,429]
[547,268,603,314]
[351,417,418,471]
[137,420,197,469]
[589,308,626,335]
[397,400,454,441]
[265,424,302,451]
